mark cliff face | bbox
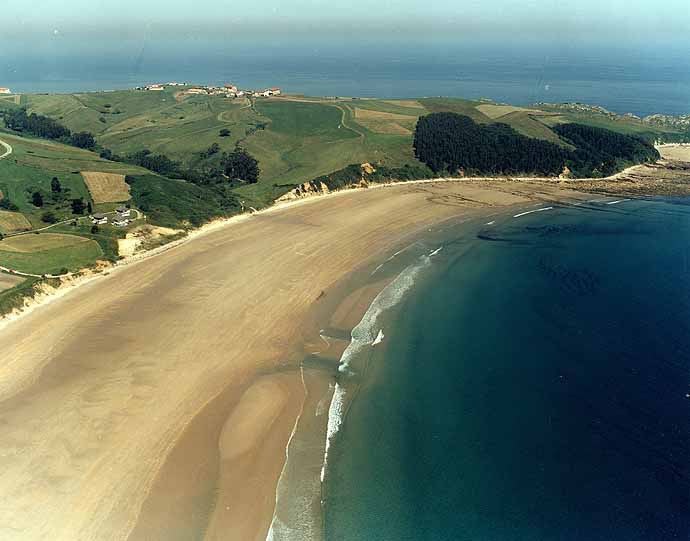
[276,181,331,202]
[276,163,375,202]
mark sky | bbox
[4,0,690,42]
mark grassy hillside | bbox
[19,92,423,206]
[126,174,239,228]
[0,131,146,226]
[14,90,686,211]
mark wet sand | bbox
[0,180,585,540]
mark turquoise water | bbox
[324,198,690,540]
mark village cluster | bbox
[90,206,133,227]
[136,82,281,98]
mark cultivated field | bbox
[476,103,537,119]
[81,171,130,203]
[0,210,32,233]
[382,100,425,109]
[0,233,102,274]
[0,272,24,293]
[0,95,20,106]
[0,132,148,227]
[353,108,417,134]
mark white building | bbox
[0,88,11,94]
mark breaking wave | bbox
[321,250,435,484]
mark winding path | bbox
[0,138,13,160]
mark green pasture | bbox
[0,233,103,274]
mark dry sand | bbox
[0,179,614,540]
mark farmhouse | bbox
[91,213,108,225]
[112,219,130,227]
[116,206,131,218]
[224,84,238,93]
[184,88,208,95]
[146,84,164,91]
[254,88,282,97]
[0,88,11,94]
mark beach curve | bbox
[0,179,589,541]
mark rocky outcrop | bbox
[276,181,331,202]
[559,165,572,179]
[276,163,376,202]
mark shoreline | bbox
[0,155,686,539]
[4,142,686,332]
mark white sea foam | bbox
[266,367,308,541]
[513,206,553,218]
[429,246,443,257]
[606,199,630,205]
[372,329,384,345]
[486,220,496,225]
[371,242,418,276]
[320,254,432,485]
[318,330,331,348]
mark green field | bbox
[0,131,147,226]
[255,100,357,138]
[0,233,103,274]
[0,88,686,309]
[10,90,687,211]
[17,92,422,206]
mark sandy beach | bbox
[0,177,654,540]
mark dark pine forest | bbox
[413,113,660,178]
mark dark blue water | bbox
[2,39,689,116]
[324,198,690,540]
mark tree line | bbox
[2,108,96,149]
[551,123,660,177]
[413,113,660,178]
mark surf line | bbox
[606,199,630,205]
[372,329,384,345]
[371,241,420,276]
[513,206,553,218]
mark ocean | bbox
[3,39,689,117]
[318,197,690,540]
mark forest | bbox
[3,108,96,149]
[413,113,660,178]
